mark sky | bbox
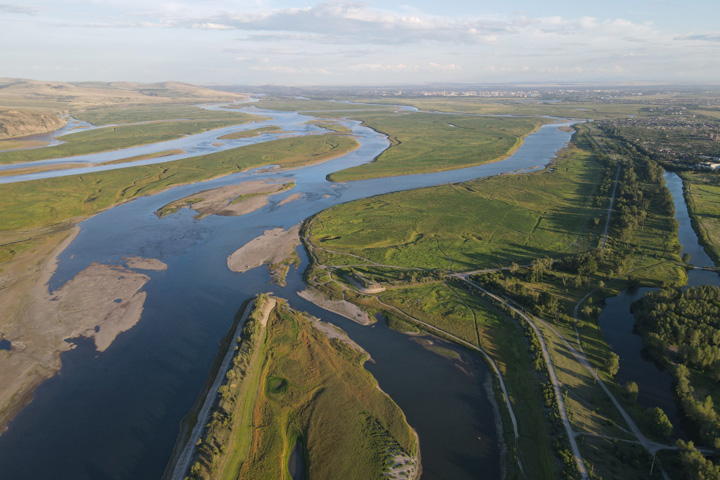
[1,0,720,85]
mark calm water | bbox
[598,172,720,435]
[0,107,574,480]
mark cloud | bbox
[676,32,720,42]
[0,3,39,15]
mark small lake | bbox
[598,171,720,435]
[0,106,574,480]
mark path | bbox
[600,164,621,249]
[456,275,589,480]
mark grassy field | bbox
[326,112,546,181]
[350,97,650,119]
[190,297,417,479]
[305,124,687,479]
[310,140,605,271]
[681,171,720,266]
[376,282,559,479]
[0,117,256,165]
[0,135,357,234]
[72,104,259,126]
[218,125,282,140]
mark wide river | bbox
[0,106,573,480]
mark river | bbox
[0,106,574,480]
[598,171,720,436]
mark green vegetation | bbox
[190,296,417,480]
[351,97,649,119]
[682,171,720,266]
[633,286,720,450]
[73,104,260,126]
[255,97,396,113]
[0,135,356,233]
[311,139,603,270]
[305,123,689,479]
[0,118,255,165]
[218,125,282,140]
[329,112,546,181]
[306,121,353,134]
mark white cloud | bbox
[0,3,39,15]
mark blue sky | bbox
[1,0,719,85]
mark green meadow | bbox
[72,104,261,126]
[0,135,357,233]
[328,112,546,181]
[681,171,720,266]
[0,117,256,165]
[190,298,417,480]
[311,140,604,270]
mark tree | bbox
[625,381,639,401]
[647,407,673,440]
[607,352,620,376]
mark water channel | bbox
[0,106,574,480]
[598,171,720,436]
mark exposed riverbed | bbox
[0,106,574,480]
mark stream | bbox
[0,106,574,480]
[598,171,720,437]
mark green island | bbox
[183,295,418,480]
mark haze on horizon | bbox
[1,0,719,86]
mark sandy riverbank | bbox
[297,288,371,325]
[227,224,301,273]
[157,179,293,218]
[0,230,162,432]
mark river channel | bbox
[0,106,573,480]
[598,171,720,436]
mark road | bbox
[456,276,590,479]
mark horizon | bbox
[2,0,719,85]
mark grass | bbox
[217,126,282,140]
[0,134,358,233]
[98,149,185,166]
[0,118,256,165]
[255,97,397,113]
[376,282,559,479]
[328,112,547,181]
[72,104,259,126]
[232,301,417,479]
[305,125,688,479]
[681,171,720,266]
[350,97,650,119]
[310,141,605,270]
[305,121,353,134]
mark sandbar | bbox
[296,288,371,326]
[227,224,300,273]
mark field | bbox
[0,134,357,234]
[189,297,417,479]
[350,97,650,119]
[305,125,687,479]
[327,112,546,181]
[376,282,559,479]
[0,116,255,165]
[310,140,605,270]
[681,171,720,266]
